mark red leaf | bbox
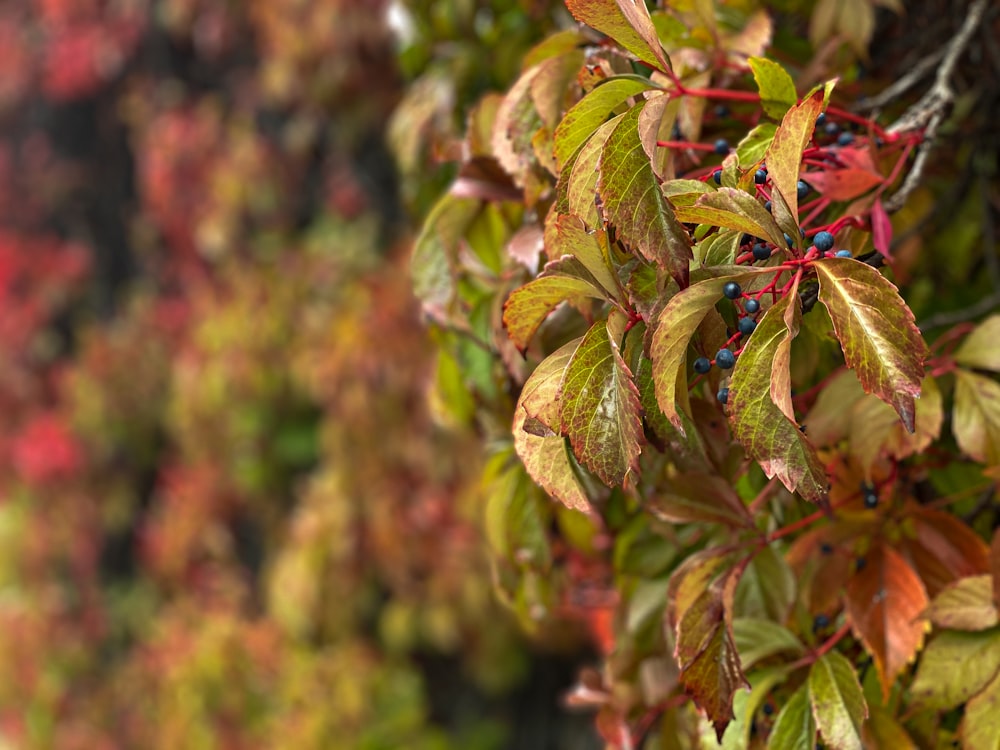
[870,197,892,258]
[902,505,990,597]
[844,542,929,700]
[802,168,883,202]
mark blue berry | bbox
[816,112,827,127]
[813,614,830,631]
[797,180,810,200]
[764,199,772,212]
[693,356,711,374]
[824,121,840,136]
[722,281,742,300]
[820,543,833,555]
[754,169,767,184]
[717,387,729,404]
[714,104,730,118]
[837,131,855,146]
[712,169,722,185]
[752,243,771,261]
[813,231,835,252]
[738,317,757,336]
[784,233,794,247]
[856,557,867,571]
[744,298,760,314]
[714,138,730,155]
[762,703,775,716]
[715,349,736,369]
[835,249,852,258]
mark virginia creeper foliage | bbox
[413,0,1000,746]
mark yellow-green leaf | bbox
[598,101,693,286]
[728,291,828,503]
[565,0,672,73]
[962,667,1000,750]
[813,258,927,432]
[546,215,621,298]
[503,271,605,352]
[910,629,1000,711]
[953,369,1000,467]
[672,186,787,250]
[954,315,1000,373]
[768,684,816,750]
[554,76,653,171]
[765,89,826,234]
[513,339,592,512]
[749,57,798,119]
[809,651,867,750]
[566,114,622,227]
[925,575,999,632]
[559,319,644,487]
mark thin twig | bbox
[858,49,945,112]
[884,0,989,213]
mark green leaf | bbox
[962,667,1000,750]
[554,77,653,171]
[768,684,816,750]
[733,618,805,670]
[565,0,671,73]
[671,186,787,250]
[736,123,778,168]
[953,369,1000,467]
[861,707,918,750]
[808,651,867,750]
[695,229,742,267]
[813,258,928,432]
[719,666,792,749]
[513,339,592,512]
[484,450,552,568]
[635,355,709,469]
[955,315,1000,373]
[502,271,605,352]
[412,195,481,311]
[910,629,1000,711]
[749,57,798,119]
[728,291,828,503]
[924,575,999,631]
[647,472,753,528]
[765,88,826,231]
[650,268,771,433]
[547,215,622,298]
[598,101,693,286]
[560,320,644,487]
[735,544,796,623]
[566,115,622,227]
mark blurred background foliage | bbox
[0,0,602,747]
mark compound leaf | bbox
[565,0,671,72]
[671,186,787,250]
[503,269,606,351]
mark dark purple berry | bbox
[762,703,775,716]
[752,243,771,261]
[714,138,730,155]
[717,387,729,404]
[813,231,835,252]
[715,349,736,369]
[712,169,722,185]
[738,317,757,336]
[820,543,833,555]
[816,112,827,127]
[764,200,772,212]
[693,356,711,374]
[723,281,741,300]
[754,169,767,184]
[813,613,830,631]
[744,298,760,314]
[714,104,730,118]
[797,180,810,200]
